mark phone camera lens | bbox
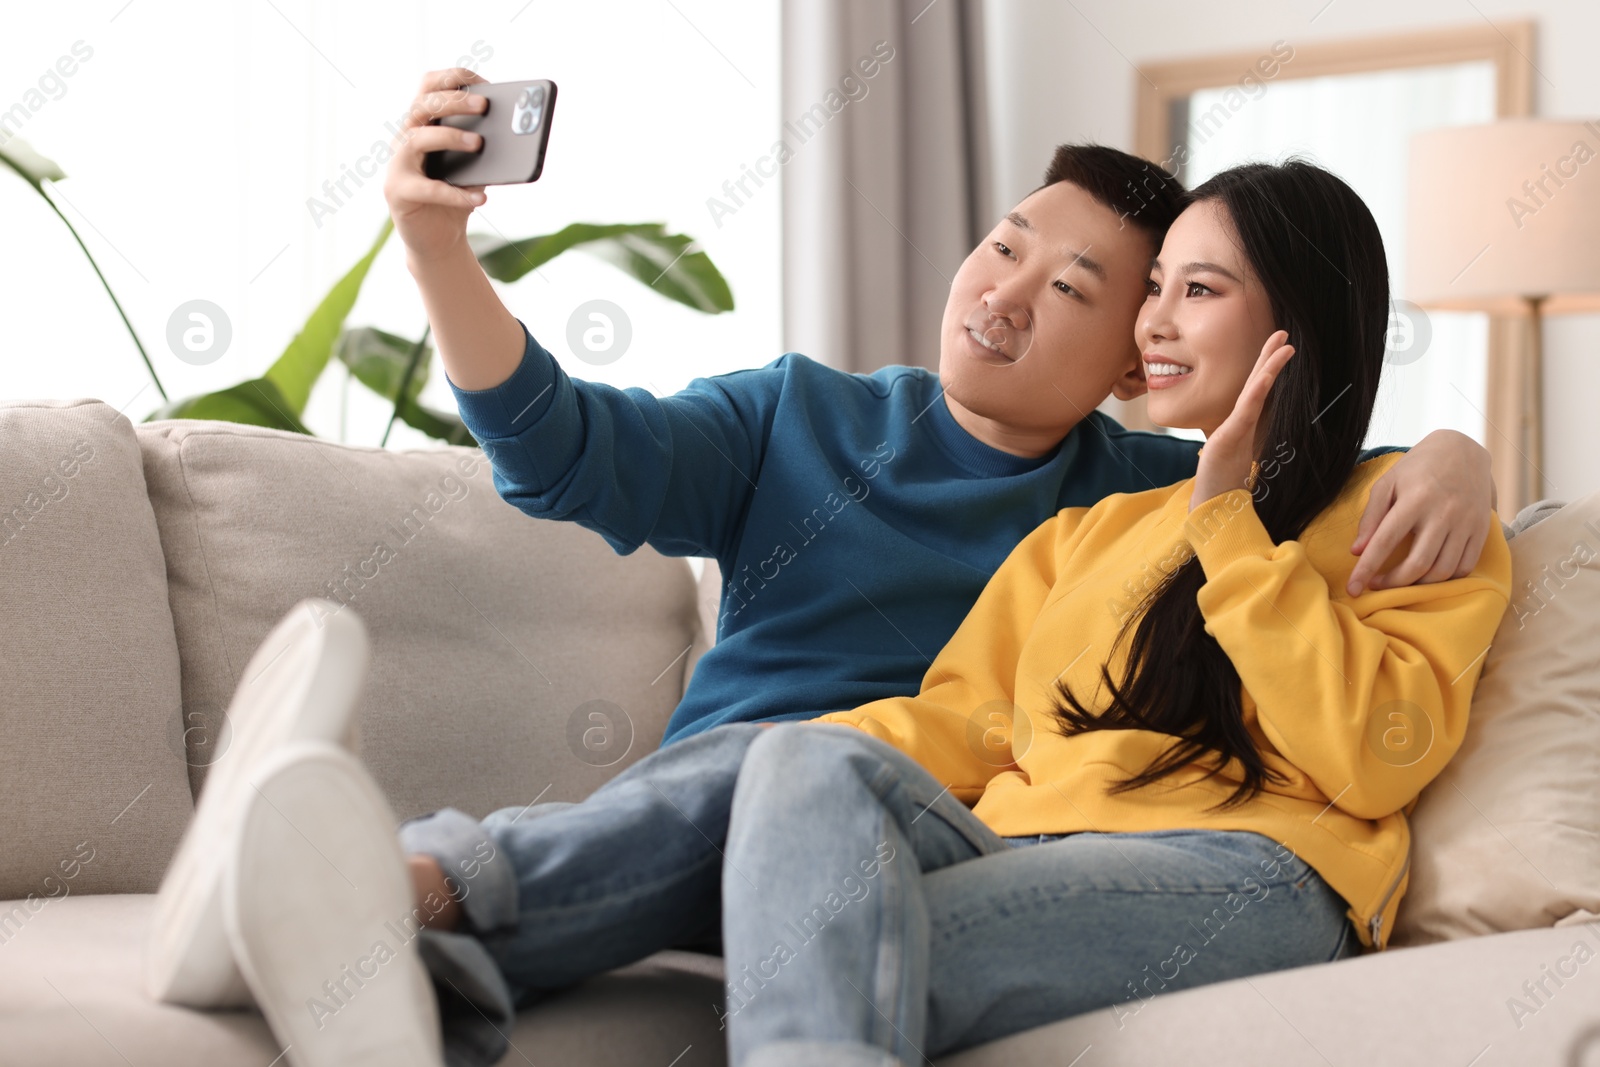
[511,83,545,136]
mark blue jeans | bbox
[720,724,1360,1066]
[397,722,769,1067]
[397,722,1358,1067]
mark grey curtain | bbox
[780,0,991,373]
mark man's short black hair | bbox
[1036,144,1186,247]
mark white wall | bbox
[983,0,1600,503]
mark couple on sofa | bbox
[149,67,1511,1067]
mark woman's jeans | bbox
[396,722,1359,1067]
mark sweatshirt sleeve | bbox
[1181,485,1511,822]
[816,508,1080,802]
[447,319,784,560]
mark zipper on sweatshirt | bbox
[1367,847,1411,950]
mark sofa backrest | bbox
[1,400,713,898]
[0,400,193,898]
[135,417,708,830]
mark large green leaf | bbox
[144,377,310,434]
[582,229,733,314]
[394,397,476,447]
[336,326,473,445]
[336,326,432,403]
[0,137,66,191]
[468,223,733,313]
[264,218,393,414]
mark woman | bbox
[719,159,1512,1066]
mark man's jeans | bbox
[397,722,768,1067]
[398,723,1358,1067]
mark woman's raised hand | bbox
[1190,329,1296,512]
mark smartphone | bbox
[423,79,557,186]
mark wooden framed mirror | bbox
[1121,21,1536,517]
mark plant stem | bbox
[381,322,432,447]
[339,361,350,443]
[41,181,167,402]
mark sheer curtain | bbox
[779,0,991,373]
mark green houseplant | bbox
[2,138,734,446]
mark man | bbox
[161,68,1498,1067]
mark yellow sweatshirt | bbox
[817,453,1511,952]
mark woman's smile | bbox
[1143,354,1193,389]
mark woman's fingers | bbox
[1260,338,1296,382]
[1241,332,1294,400]
[1251,344,1294,400]
[1249,329,1292,384]
[1257,329,1290,365]
[1223,335,1294,439]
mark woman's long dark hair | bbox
[1048,159,1390,812]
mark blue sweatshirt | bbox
[448,321,1400,743]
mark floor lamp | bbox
[1407,120,1600,513]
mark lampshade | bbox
[1407,120,1600,314]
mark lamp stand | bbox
[1525,294,1546,503]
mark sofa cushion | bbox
[136,419,704,822]
[939,920,1600,1066]
[0,894,728,1066]
[5,894,1597,1066]
[1393,488,1600,944]
[0,399,191,897]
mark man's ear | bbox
[1110,353,1148,402]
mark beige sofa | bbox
[3,396,1598,1066]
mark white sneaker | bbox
[146,599,369,1009]
[223,740,444,1067]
